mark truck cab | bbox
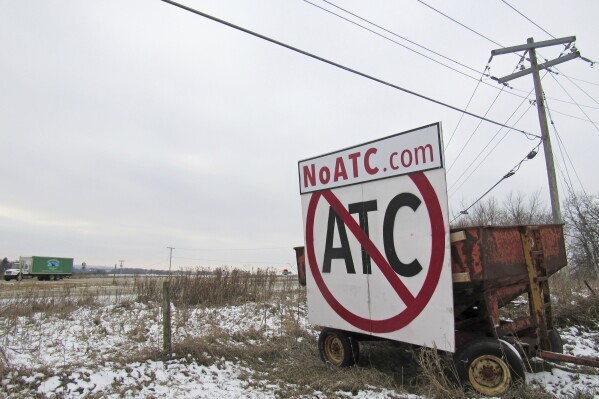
[4,261,23,281]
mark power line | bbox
[545,107,599,124]
[499,0,598,67]
[447,85,507,172]
[562,71,599,87]
[560,73,599,107]
[448,101,535,198]
[446,48,530,177]
[548,72,599,132]
[315,0,599,111]
[303,0,500,153]
[448,70,550,195]
[416,0,504,48]
[499,0,555,39]
[544,95,589,197]
[303,0,494,85]
[416,0,599,109]
[303,0,526,154]
[445,72,486,151]
[451,141,542,223]
[306,0,486,77]
[498,0,599,111]
[159,0,541,138]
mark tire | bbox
[4,277,11,281]
[318,328,359,367]
[548,330,564,354]
[453,337,525,396]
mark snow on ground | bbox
[527,325,599,398]
[1,294,598,398]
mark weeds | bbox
[1,273,597,398]
[133,267,279,307]
[414,348,465,398]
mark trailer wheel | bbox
[318,328,359,367]
[548,330,563,354]
[453,337,525,396]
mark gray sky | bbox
[2,0,598,270]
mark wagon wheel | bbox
[453,337,525,396]
[318,328,359,367]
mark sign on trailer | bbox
[299,122,454,352]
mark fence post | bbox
[163,280,171,353]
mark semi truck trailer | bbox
[3,256,73,281]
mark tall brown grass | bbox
[133,267,279,306]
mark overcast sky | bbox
[2,0,598,270]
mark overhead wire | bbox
[559,73,599,107]
[500,0,594,197]
[499,0,598,67]
[416,0,596,201]
[416,0,599,110]
[158,0,540,138]
[446,85,508,173]
[316,0,599,110]
[562,71,599,87]
[545,107,599,124]
[499,0,599,110]
[448,100,535,198]
[444,71,486,151]
[450,140,542,223]
[305,0,548,195]
[302,0,544,155]
[416,0,504,48]
[499,0,555,39]
[302,0,500,152]
[548,73,599,132]
[446,54,531,176]
[447,63,541,194]
[544,94,589,197]
[305,0,486,77]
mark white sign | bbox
[299,123,454,352]
[299,123,443,194]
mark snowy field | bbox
[1,282,598,398]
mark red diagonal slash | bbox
[321,189,415,306]
[305,172,446,333]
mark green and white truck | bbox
[4,256,73,281]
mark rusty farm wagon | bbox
[295,223,598,396]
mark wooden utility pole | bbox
[492,36,580,224]
[167,246,175,277]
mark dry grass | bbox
[133,267,279,307]
[551,273,599,329]
[172,331,407,398]
[2,272,597,398]
[0,289,98,319]
[413,348,466,398]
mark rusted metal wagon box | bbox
[450,225,567,347]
